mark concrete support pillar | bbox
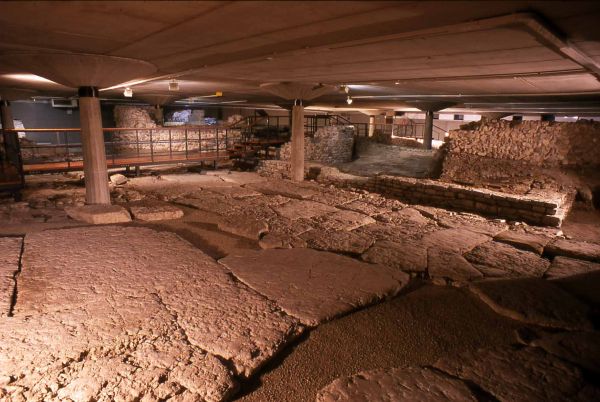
[79,87,110,205]
[290,100,305,181]
[1,100,20,166]
[368,115,375,137]
[423,110,434,150]
[1,100,15,130]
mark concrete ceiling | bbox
[1,1,600,114]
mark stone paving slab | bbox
[469,278,592,330]
[7,226,302,401]
[300,229,374,255]
[246,180,319,199]
[273,200,338,220]
[129,204,184,221]
[552,270,600,307]
[336,199,387,217]
[494,230,551,255]
[207,186,262,199]
[545,256,600,279]
[316,367,476,402]
[220,248,409,326]
[545,239,600,262]
[465,241,550,278]
[362,239,427,273]
[314,209,376,231]
[217,213,270,240]
[65,204,132,224]
[427,248,483,283]
[434,346,590,402]
[421,227,490,254]
[211,171,267,186]
[531,331,600,376]
[0,237,22,316]
[176,193,239,216]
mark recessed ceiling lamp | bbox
[169,79,179,91]
[346,96,353,105]
[123,87,133,97]
[394,81,400,85]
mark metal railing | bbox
[371,121,447,140]
[10,125,243,173]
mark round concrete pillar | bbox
[290,101,305,182]
[423,111,434,150]
[1,100,20,167]
[368,115,375,137]
[79,87,110,205]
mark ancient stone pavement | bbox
[1,170,599,401]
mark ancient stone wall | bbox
[446,120,600,168]
[112,106,240,154]
[280,125,354,164]
[256,160,571,227]
[440,119,600,196]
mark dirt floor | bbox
[337,142,436,178]
[1,166,599,401]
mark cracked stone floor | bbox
[1,168,599,401]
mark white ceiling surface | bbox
[1,1,600,113]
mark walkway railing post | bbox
[150,129,154,162]
[184,128,188,159]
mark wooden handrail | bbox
[4,125,237,133]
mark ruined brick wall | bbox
[441,120,600,194]
[112,106,240,154]
[279,125,355,164]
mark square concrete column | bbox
[423,110,434,150]
[290,102,305,181]
[79,87,110,205]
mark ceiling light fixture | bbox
[123,87,133,97]
[346,96,353,105]
[169,80,179,91]
[395,81,400,85]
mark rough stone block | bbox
[65,205,131,224]
[129,204,184,221]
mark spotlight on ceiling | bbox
[346,96,353,105]
[169,80,179,91]
[123,87,133,97]
[394,81,400,85]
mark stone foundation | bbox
[257,160,572,227]
[280,125,354,164]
